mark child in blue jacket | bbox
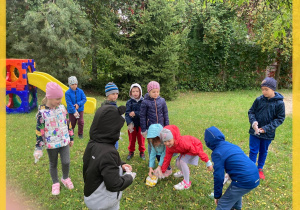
[248,77,285,180]
[204,126,260,210]
[140,81,169,157]
[147,124,172,178]
[65,76,87,139]
[125,83,145,160]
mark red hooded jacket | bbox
[161,125,210,173]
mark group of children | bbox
[33,76,285,209]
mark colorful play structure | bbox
[6,59,97,114]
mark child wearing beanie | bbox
[34,82,75,195]
[160,125,213,190]
[65,76,87,139]
[140,81,169,157]
[101,82,120,149]
[125,83,146,160]
[248,77,285,180]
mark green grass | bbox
[6,89,292,209]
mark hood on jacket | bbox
[204,126,225,150]
[163,125,181,141]
[147,124,163,138]
[129,83,143,102]
[267,92,284,101]
[89,105,126,144]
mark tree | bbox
[93,0,189,99]
[7,0,92,82]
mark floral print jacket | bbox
[36,105,74,149]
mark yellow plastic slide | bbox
[27,71,96,114]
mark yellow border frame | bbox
[293,0,300,208]
[0,0,298,208]
[0,0,6,208]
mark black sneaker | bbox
[140,152,145,160]
[78,134,83,139]
[127,152,134,160]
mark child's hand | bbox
[122,164,132,172]
[154,166,164,179]
[74,104,79,109]
[129,111,135,117]
[207,165,213,171]
[252,121,260,135]
[69,141,74,147]
[149,168,154,177]
[258,128,265,133]
[214,199,219,205]
[141,130,147,138]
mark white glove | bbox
[223,173,231,184]
[125,171,137,180]
[74,111,80,119]
[252,121,260,135]
[33,149,43,163]
[141,130,147,138]
[153,167,164,179]
[128,122,134,133]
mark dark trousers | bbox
[216,184,253,210]
[249,134,272,169]
[69,111,84,135]
[47,145,70,184]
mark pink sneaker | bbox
[61,177,74,189]
[52,183,60,195]
[174,180,191,190]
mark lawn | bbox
[6,89,292,209]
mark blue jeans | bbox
[115,141,118,150]
[216,184,253,210]
[249,135,272,169]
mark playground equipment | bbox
[6,59,38,114]
[6,59,97,114]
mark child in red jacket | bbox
[160,125,213,190]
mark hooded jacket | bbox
[140,93,169,132]
[161,125,210,173]
[125,83,144,127]
[248,92,285,140]
[65,87,87,113]
[83,105,133,209]
[204,126,260,199]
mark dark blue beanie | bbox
[105,82,119,96]
[261,77,277,91]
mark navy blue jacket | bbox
[204,126,260,199]
[248,92,285,140]
[140,93,169,132]
[65,87,87,114]
[125,98,143,127]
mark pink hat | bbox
[46,82,63,99]
[147,81,160,93]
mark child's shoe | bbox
[173,170,184,178]
[127,152,134,160]
[140,152,146,160]
[61,177,74,189]
[52,183,60,195]
[78,134,83,139]
[174,180,191,190]
[258,169,265,180]
[164,168,172,177]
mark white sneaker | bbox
[174,180,191,190]
[173,171,183,178]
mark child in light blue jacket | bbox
[147,124,172,178]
